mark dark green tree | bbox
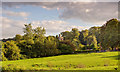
[58,40,75,54]
[61,31,72,41]
[44,36,60,56]
[3,41,21,60]
[79,29,89,45]
[15,34,22,42]
[33,27,46,57]
[100,19,119,50]
[86,35,97,49]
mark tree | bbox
[32,26,46,57]
[89,26,101,44]
[18,24,35,58]
[15,34,22,42]
[72,38,80,51]
[3,41,21,60]
[23,23,34,40]
[79,43,85,50]
[44,36,60,56]
[86,35,97,49]
[0,41,7,61]
[71,28,80,39]
[34,27,46,37]
[33,39,45,57]
[79,29,89,45]
[58,40,75,54]
[61,31,72,41]
[1,52,7,61]
[18,40,34,58]
[100,19,119,50]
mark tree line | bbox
[0,18,120,61]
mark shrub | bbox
[3,41,21,60]
[58,40,75,54]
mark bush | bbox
[3,41,21,60]
[1,52,8,61]
[58,40,75,54]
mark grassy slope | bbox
[1,51,119,70]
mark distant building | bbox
[58,34,64,41]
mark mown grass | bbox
[1,51,119,71]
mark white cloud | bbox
[2,17,25,38]
[3,2,118,24]
[1,2,119,38]
[3,10,30,17]
[2,17,25,28]
[67,25,89,31]
[32,20,68,33]
[59,2,118,24]
[2,0,120,2]
[2,17,88,38]
[31,20,88,34]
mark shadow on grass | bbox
[101,55,120,60]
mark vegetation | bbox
[1,52,119,71]
[1,18,119,71]
[1,19,119,61]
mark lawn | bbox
[1,51,119,71]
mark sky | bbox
[1,0,119,39]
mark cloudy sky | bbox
[1,0,119,39]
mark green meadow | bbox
[1,51,119,70]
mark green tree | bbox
[34,27,46,37]
[79,43,85,50]
[100,19,119,50]
[71,28,80,39]
[44,36,60,56]
[33,26,46,57]
[61,31,72,41]
[0,42,7,61]
[18,40,34,58]
[18,24,35,58]
[15,34,22,42]
[79,29,89,45]
[86,35,97,49]
[89,26,101,44]
[3,41,21,60]
[58,40,75,54]
[23,23,34,41]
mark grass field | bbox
[1,51,119,71]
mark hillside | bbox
[1,51,119,71]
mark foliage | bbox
[88,26,101,44]
[61,28,80,50]
[79,29,89,45]
[23,23,34,40]
[44,36,60,56]
[3,41,21,60]
[61,31,72,41]
[86,35,97,49]
[15,34,22,42]
[58,40,75,54]
[79,43,85,50]
[71,28,80,39]
[1,52,8,61]
[18,40,33,58]
[1,18,119,61]
[100,19,119,50]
